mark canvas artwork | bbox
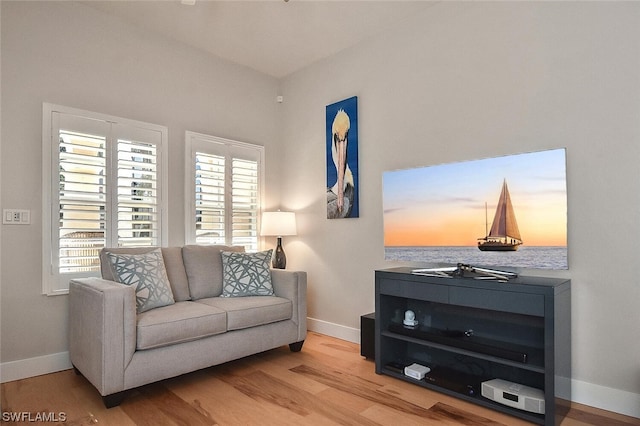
[383,148,568,270]
[326,96,359,219]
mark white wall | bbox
[280,1,640,417]
[0,1,281,369]
[2,0,640,419]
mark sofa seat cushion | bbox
[136,301,227,350]
[196,296,292,331]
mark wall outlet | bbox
[3,209,31,225]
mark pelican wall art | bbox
[326,96,359,219]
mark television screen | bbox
[383,148,568,270]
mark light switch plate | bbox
[3,209,31,225]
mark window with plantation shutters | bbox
[43,104,168,295]
[186,132,263,252]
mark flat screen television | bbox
[383,148,568,270]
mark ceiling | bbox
[81,1,437,79]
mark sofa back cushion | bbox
[159,247,191,301]
[100,247,191,302]
[182,245,244,299]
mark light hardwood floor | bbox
[2,332,639,425]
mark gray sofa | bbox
[68,245,307,408]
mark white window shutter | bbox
[43,104,167,295]
[114,125,163,248]
[231,157,259,252]
[186,131,264,251]
[57,119,108,275]
[194,152,226,245]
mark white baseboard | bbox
[0,351,72,383]
[307,316,360,344]
[3,323,639,420]
[309,317,639,420]
[563,376,640,419]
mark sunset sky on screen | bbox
[383,149,567,247]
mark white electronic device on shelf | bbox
[481,379,545,414]
[404,363,431,380]
[403,310,418,327]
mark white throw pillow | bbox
[108,248,175,313]
[220,250,274,297]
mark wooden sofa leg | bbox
[102,391,126,408]
[289,340,305,352]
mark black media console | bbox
[375,267,571,426]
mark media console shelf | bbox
[375,267,570,426]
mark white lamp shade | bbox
[260,211,297,236]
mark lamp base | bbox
[272,237,287,269]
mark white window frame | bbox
[184,131,265,251]
[42,103,168,295]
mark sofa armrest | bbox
[68,277,136,396]
[271,269,307,341]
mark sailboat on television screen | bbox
[478,180,523,251]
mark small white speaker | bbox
[481,379,545,414]
[403,363,431,380]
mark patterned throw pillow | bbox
[220,250,274,297]
[108,248,175,313]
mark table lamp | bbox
[260,211,297,269]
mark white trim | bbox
[41,103,55,295]
[307,316,360,344]
[560,376,640,419]
[0,352,72,383]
